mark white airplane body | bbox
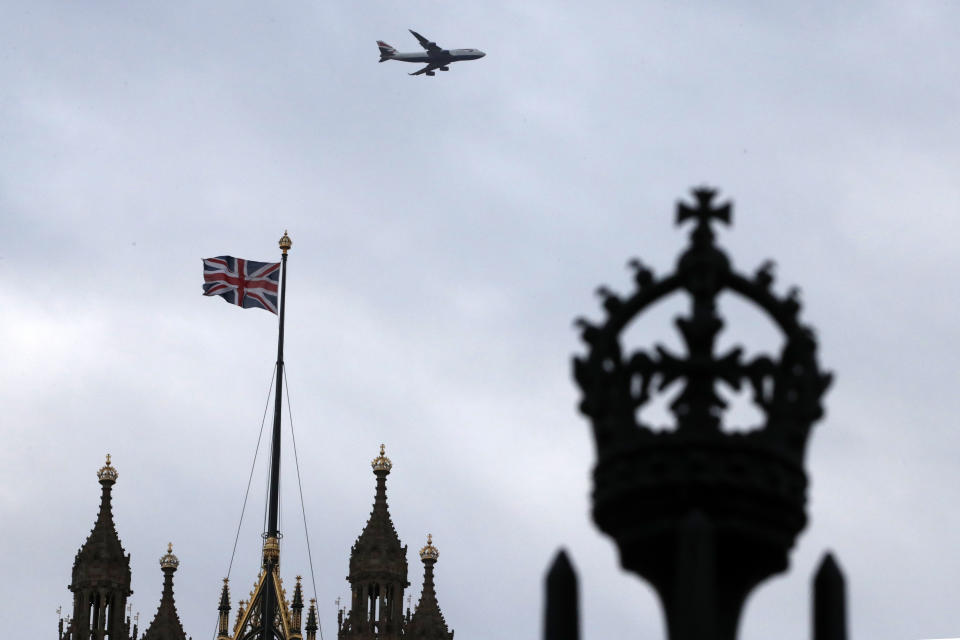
[377,30,485,76]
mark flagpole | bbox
[262,230,291,640]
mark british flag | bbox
[202,256,281,314]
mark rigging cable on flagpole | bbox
[284,365,325,640]
[212,364,278,640]
[227,363,277,579]
[262,367,277,537]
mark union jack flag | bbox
[202,256,281,314]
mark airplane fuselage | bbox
[389,49,485,65]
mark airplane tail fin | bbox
[377,41,397,62]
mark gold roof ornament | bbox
[371,444,393,473]
[97,454,119,483]
[279,230,292,255]
[419,534,439,561]
[160,542,180,570]
[262,535,280,563]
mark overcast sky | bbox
[2,1,960,639]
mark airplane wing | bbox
[409,29,442,53]
[409,62,441,76]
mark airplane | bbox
[376,29,485,76]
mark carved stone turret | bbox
[339,445,409,640]
[64,455,134,640]
[140,544,188,640]
[404,536,453,640]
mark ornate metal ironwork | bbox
[570,188,834,640]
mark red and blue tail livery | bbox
[202,256,280,314]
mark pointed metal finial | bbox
[545,549,579,640]
[813,552,847,640]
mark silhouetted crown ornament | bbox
[98,453,118,483]
[160,543,179,570]
[371,443,392,473]
[279,230,292,254]
[572,188,833,640]
[419,534,439,561]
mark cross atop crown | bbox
[676,187,731,231]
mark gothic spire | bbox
[305,600,318,640]
[405,535,454,640]
[339,445,409,640]
[140,544,188,640]
[71,455,132,594]
[67,455,133,640]
[291,576,304,632]
[216,579,231,640]
[349,444,407,575]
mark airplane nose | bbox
[478,51,486,58]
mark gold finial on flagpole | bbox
[279,230,292,254]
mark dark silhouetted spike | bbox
[545,549,579,640]
[813,552,847,640]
